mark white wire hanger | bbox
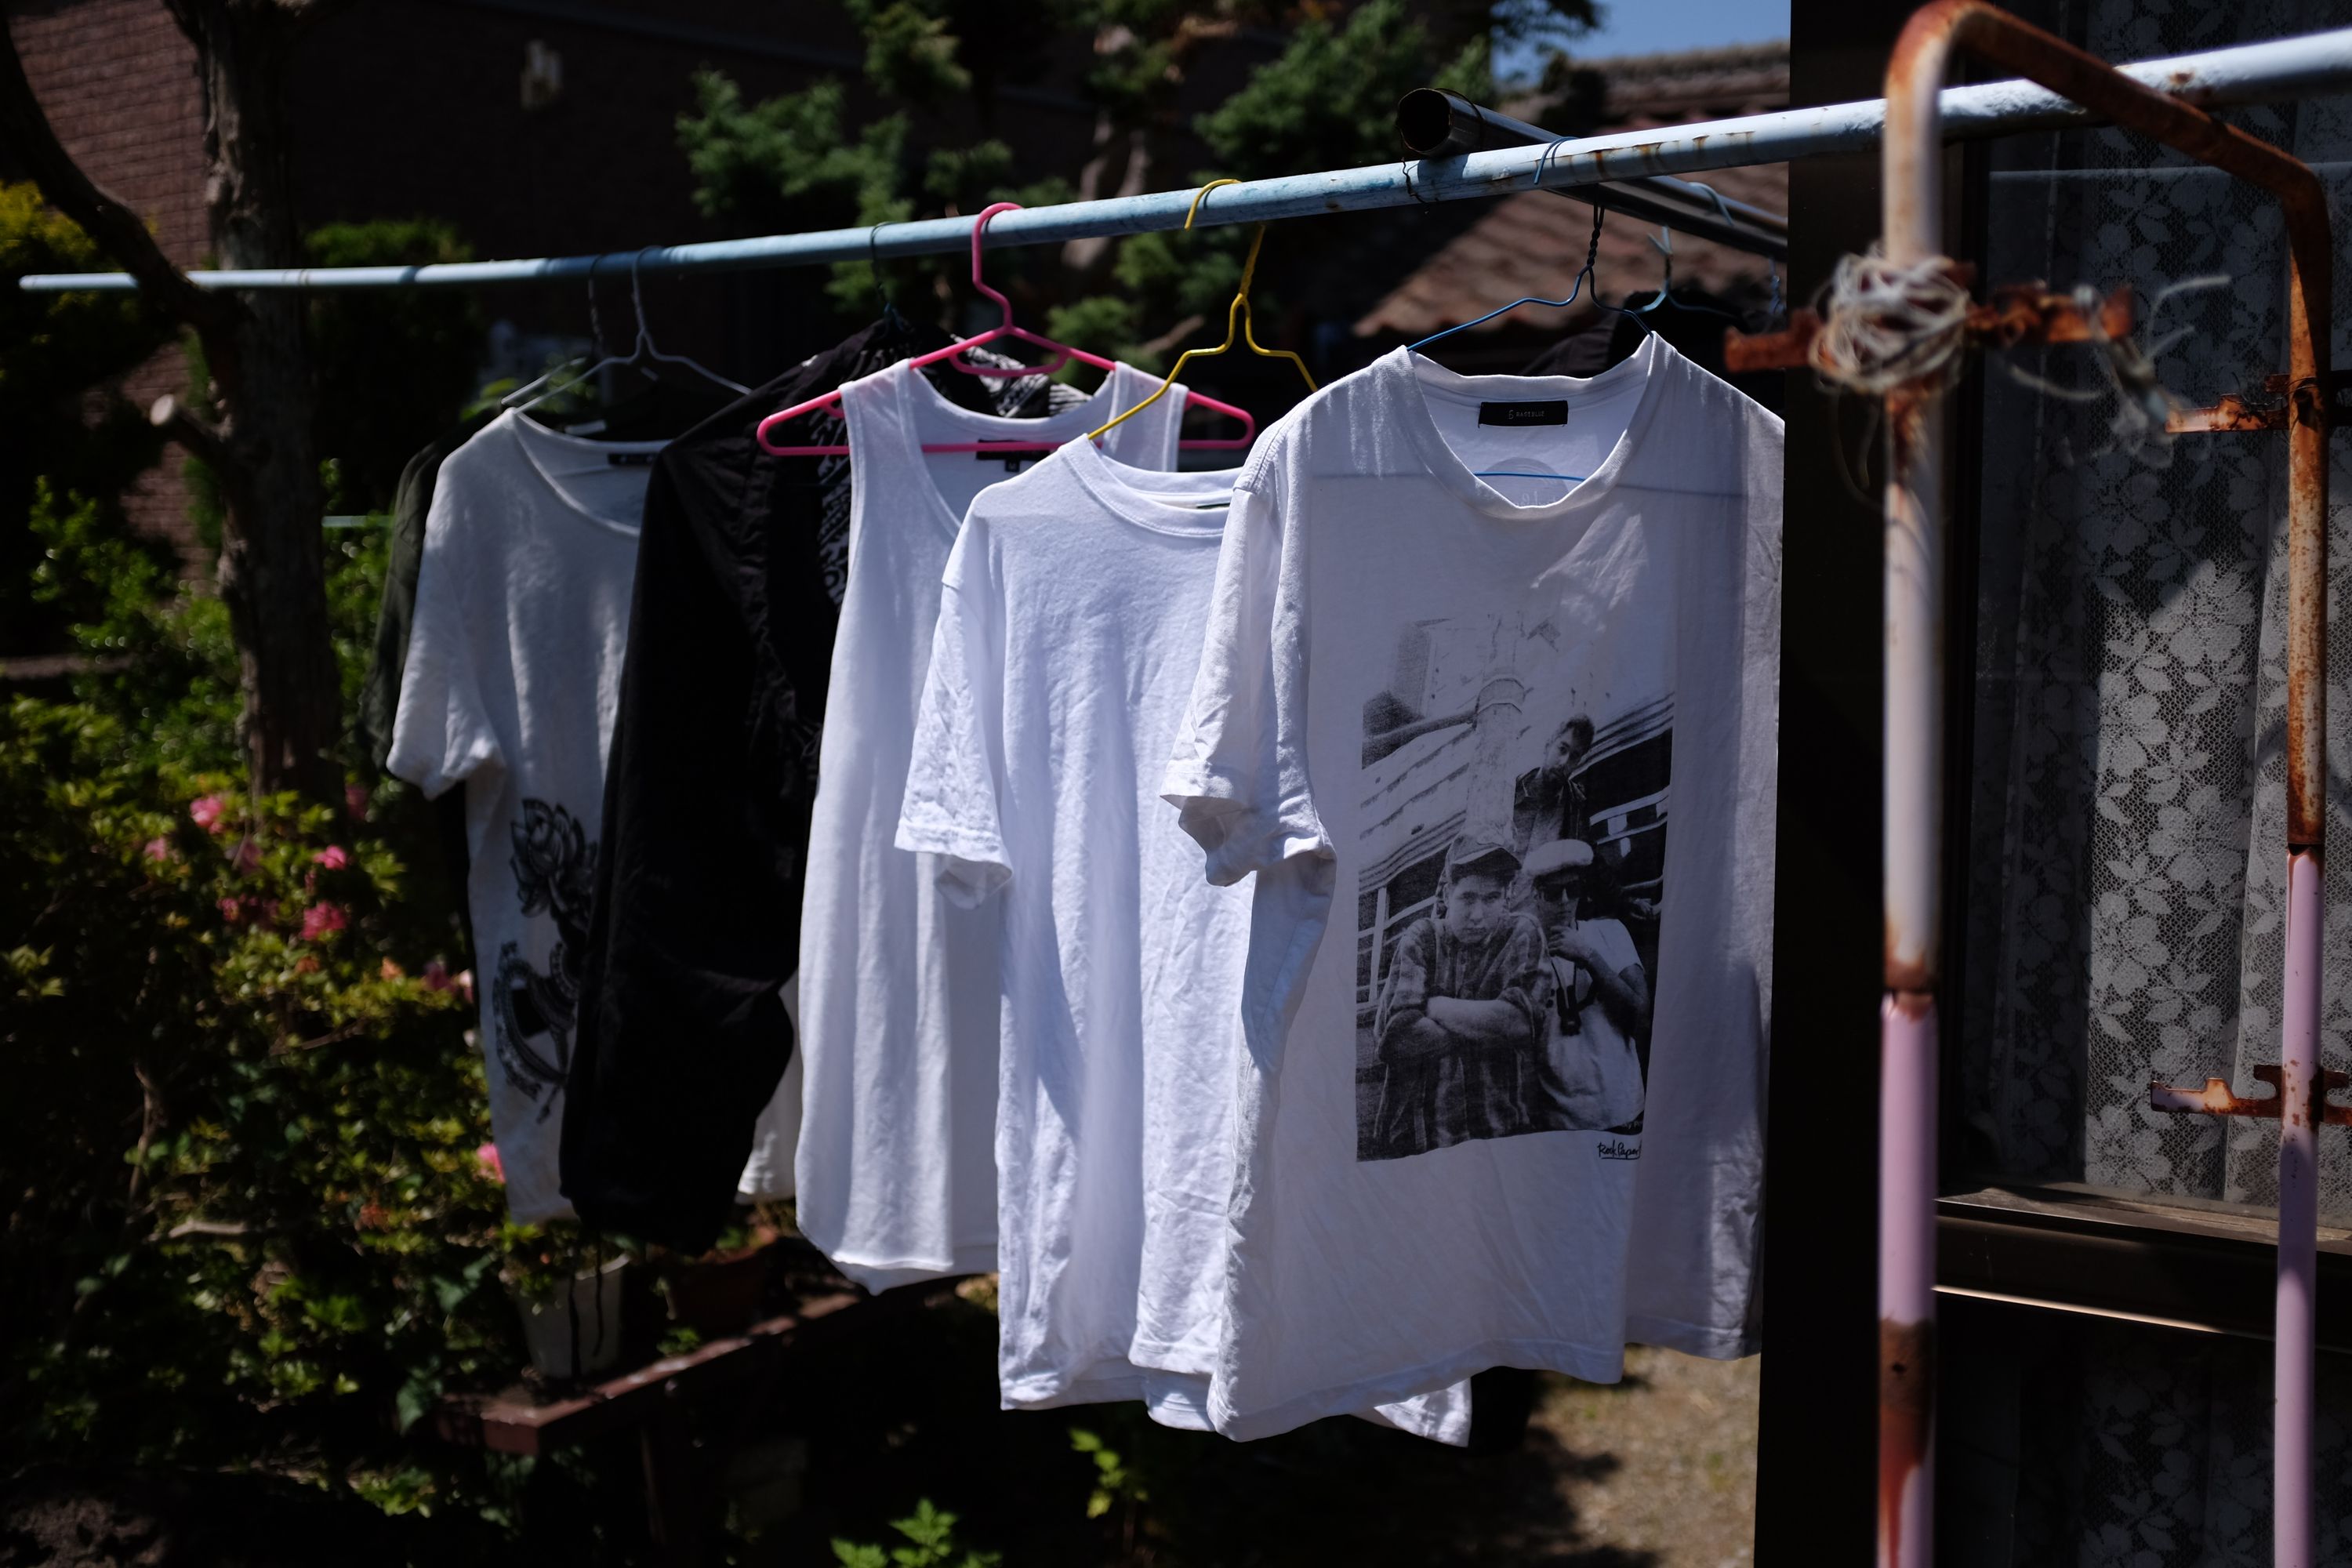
[513,249,749,415]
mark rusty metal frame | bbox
[1874,4,2332,1565]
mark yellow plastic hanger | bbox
[1085,178,1317,443]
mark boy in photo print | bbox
[1526,838,1650,1134]
[1368,838,1548,1159]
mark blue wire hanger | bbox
[1409,142,1614,357]
[1628,222,1750,329]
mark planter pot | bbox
[510,1256,628,1380]
[666,1228,783,1336]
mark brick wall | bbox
[10,0,206,559]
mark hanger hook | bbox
[868,220,904,328]
[1534,137,1573,193]
[1641,227,1674,310]
[1186,177,1240,230]
[629,247,655,348]
[968,201,1022,332]
[583,251,609,357]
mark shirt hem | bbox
[818,1242,998,1294]
[1207,1337,1624,1443]
[1626,1315,1759,1361]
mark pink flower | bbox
[311,845,350,871]
[189,795,229,835]
[476,1143,506,1184]
[455,969,476,1004]
[423,960,456,993]
[143,837,172,864]
[344,783,371,820]
[229,839,261,874]
[218,895,245,923]
[299,902,348,941]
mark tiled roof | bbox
[1356,41,1789,343]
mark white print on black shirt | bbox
[492,799,597,1117]
[1356,610,1665,1161]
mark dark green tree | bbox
[678,0,1593,372]
[305,219,483,515]
[0,182,175,655]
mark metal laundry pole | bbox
[17,27,2352,295]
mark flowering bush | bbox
[0,510,608,1530]
[0,699,532,1477]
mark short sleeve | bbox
[385,481,502,800]
[895,520,1010,909]
[1160,474,1327,885]
[1589,917,1642,975]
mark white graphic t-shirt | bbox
[389,411,668,1225]
[894,441,1469,1444]
[1163,337,1780,1439]
[793,360,1185,1290]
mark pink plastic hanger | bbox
[756,201,1255,456]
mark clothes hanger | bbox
[618,249,752,396]
[1414,191,1627,489]
[1083,179,1308,448]
[516,250,748,416]
[1626,225,1750,330]
[1408,140,1625,357]
[500,257,611,411]
[757,201,1255,457]
[869,220,913,340]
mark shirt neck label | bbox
[1478,400,1569,427]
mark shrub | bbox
[0,486,540,1523]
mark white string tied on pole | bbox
[1808,246,1975,396]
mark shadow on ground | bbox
[2,1293,1756,1566]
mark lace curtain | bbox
[1963,0,2352,1221]
[1952,0,2352,1561]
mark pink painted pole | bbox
[1880,997,1940,1568]
[2275,850,2321,1568]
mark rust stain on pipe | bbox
[1724,285,2125,373]
[1879,1316,1936,1568]
[1888,0,2328,852]
[2169,393,2286,433]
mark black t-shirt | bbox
[561,318,1060,1250]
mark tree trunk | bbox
[176,0,339,802]
[5,1,342,800]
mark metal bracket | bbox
[1722,276,2133,373]
[2149,1064,2352,1125]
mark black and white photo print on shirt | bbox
[1356,610,1666,1161]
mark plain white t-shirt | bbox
[793,359,1186,1290]
[1162,336,1781,1439]
[895,437,1469,1445]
